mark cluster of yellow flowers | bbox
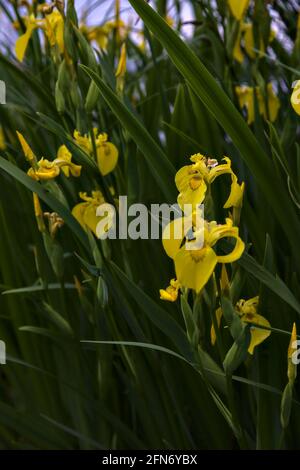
[15,7,64,62]
[226,1,281,125]
[235,84,280,125]
[160,153,245,299]
[73,128,119,176]
[160,153,271,354]
[16,128,119,238]
[71,128,118,236]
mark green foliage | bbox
[0,0,300,450]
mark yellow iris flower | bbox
[159,279,181,302]
[235,83,280,124]
[234,23,275,63]
[211,296,271,355]
[15,11,64,62]
[163,217,244,293]
[74,129,119,176]
[236,297,271,354]
[17,131,81,181]
[175,154,244,210]
[81,23,113,50]
[228,0,250,21]
[81,19,127,50]
[72,191,113,237]
[291,80,300,116]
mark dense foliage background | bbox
[0,0,300,450]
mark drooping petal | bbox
[15,22,37,62]
[97,141,119,176]
[207,219,245,263]
[83,203,114,237]
[223,175,245,209]
[174,245,217,293]
[235,86,255,124]
[162,217,187,259]
[207,157,232,184]
[242,312,271,355]
[216,236,245,264]
[72,202,89,228]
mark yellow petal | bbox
[54,146,82,177]
[174,246,217,293]
[211,307,223,345]
[267,84,280,122]
[115,43,127,78]
[28,164,60,181]
[0,128,6,150]
[162,217,187,259]
[288,322,297,360]
[291,80,300,116]
[220,264,230,293]
[217,236,245,264]
[228,0,250,20]
[233,26,244,63]
[235,86,255,124]
[97,141,119,176]
[16,131,36,164]
[224,174,245,209]
[82,203,113,237]
[159,279,180,302]
[74,130,92,154]
[15,23,36,62]
[207,219,245,263]
[288,322,297,382]
[44,11,64,52]
[175,164,207,209]
[242,312,271,355]
[244,23,256,58]
[72,202,89,228]
[207,157,232,184]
